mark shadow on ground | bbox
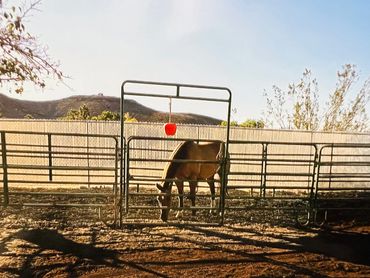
[184,225,370,267]
[0,228,167,277]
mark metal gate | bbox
[119,80,232,225]
[0,130,119,225]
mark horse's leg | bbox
[189,181,197,216]
[207,179,216,215]
[215,172,223,214]
[175,181,184,218]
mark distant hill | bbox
[0,94,222,125]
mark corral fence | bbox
[1,126,370,226]
[122,137,370,226]
[0,130,119,225]
[313,144,370,225]
[225,140,318,225]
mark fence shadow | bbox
[1,228,167,278]
[297,230,370,266]
[184,225,370,267]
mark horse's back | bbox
[183,141,223,179]
[166,140,224,179]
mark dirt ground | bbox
[0,202,369,278]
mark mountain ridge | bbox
[0,94,222,125]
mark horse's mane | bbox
[162,140,193,179]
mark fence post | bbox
[86,123,91,188]
[261,143,268,198]
[48,133,53,181]
[1,131,9,207]
[328,144,334,189]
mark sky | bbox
[4,0,370,123]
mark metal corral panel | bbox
[0,130,119,226]
[225,140,317,224]
[314,144,370,224]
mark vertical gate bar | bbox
[307,143,313,190]
[47,133,53,181]
[220,89,232,226]
[124,139,131,214]
[309,145,319,200]
[1,131,9,207]
[119,137,126,226]
[259,143,265,198]
[86,124,91,189]
[262,144,268,198]
[113,137,119,228]
[313,146,324,221]
[219,152,227,225]
[328,144,334,189]
[120,83,125,224]
[307,144,319,225]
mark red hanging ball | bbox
[164,123,177,136]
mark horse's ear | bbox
[156,183,163,191]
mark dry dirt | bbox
[0,203,369,278]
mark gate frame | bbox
[120,80,232,226]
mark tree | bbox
[220,119,265,128]
[92,111,139,122]
[220,120,238,127]
[264,64,370,132]
[61,104,91,120]
[123,112,138,122]
[91,110,120,121]
[61,104,138,122]
[0,1,64,93]
[322,64,370,132]
[24,113,33,119]
[239,119,265,128]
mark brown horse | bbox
[156,140,228,221]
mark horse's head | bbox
[156,182,172,221]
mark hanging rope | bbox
[164,97,177,136]
[169,97,172,122]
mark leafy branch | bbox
[0,1,64,93]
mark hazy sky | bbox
[6,0,370,122]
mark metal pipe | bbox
[1,132,8,207]
[48,133,53,181]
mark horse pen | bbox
[1,81,370,277]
